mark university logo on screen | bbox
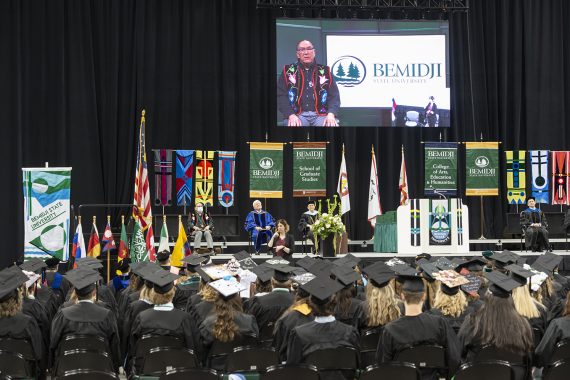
[331,56,367,87]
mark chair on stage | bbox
[359,362,421,380]
[303,346,360,380]
[394,344,447,379]
[260,364,320,380]
[55,369,119,380]
[405,111,420,127]
[454,360,514,380]
[359,326,383,369]
[225,346,280,373]
[140,347,198,376]
[159,368,220,380]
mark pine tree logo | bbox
[331,56,366,87]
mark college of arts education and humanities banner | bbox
[465,142,499,196]
[249,142,284,198]
[292,142,327,197]
[424,142,457,196]
[23,168,72,260]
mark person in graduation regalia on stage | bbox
[520,196,551,252]
[245,199,276,253]
[298,200,320,253]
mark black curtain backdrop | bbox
[2,0,570,268]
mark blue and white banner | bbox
[23,168,72,261]
[530,150,549,203]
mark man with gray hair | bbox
[245,200,276,253]
[188,202,214,253]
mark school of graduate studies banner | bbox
[465,142,499,196]
[249,142,284,198]
[23,168,72,260]
[293,142,327,197]
[424,142,457,196]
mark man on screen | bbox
[424,96,438,127]
[277,40,340,127]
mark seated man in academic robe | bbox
[245,199,276,253]
[520,196,550,252]
[298,200,320,253]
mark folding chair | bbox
[454,360,513,380]
[394,344,447,379]
[0,338,36,377]
[359,326,383,368]
[159,368,219,380]
[360,362,421,380]
[0,350,33,378]
[259,321,276,347]
[207,333,258,370]
[542,359,570,380]
[54,349,114,376]
[140,347,198,376]
[474,345,530,380]
[57,335,109,356]
[133,334,184,373]
[55,368,119,380]
[304,346,360,380]
[225,346,279,373]
[550,338,570,364]
[260,364,319,380]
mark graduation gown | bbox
[334,298,365,328]
[185,292,203,313]
[535,315,570,367]
[426,305,479,334]
[528,305,548,348]
[22,297,50,371]
[50,301,120,370]
[298,211,320,252]
[191,300,215,327]
[247,290,295,331]
[245,210,275,252]
[272,305,314,361]
[286,317,359,380]
[0,313,43,368]
[35,286,61,321]
[121,300,154,359]
[172,277,200,311]
[520,208,549,250]
[379,313,461,379]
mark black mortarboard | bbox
[291,267,307,276]
[251,265,274,283]
[331,265,360,286]
[195,267,213,283]
[270,264,296,282]
[307,259,334,277]
[146,270,180,294]
[138,263,163,281]
[415,253,432,263]
[505,264,534,286]
[130,261,149,276]
[418,261,439,281]
[65,268,102,296]
[451,258,467,267]
[532,253,562,273]
[334,254,361,269]
[484,270,520,298]
[362,261,394,288]
[527,196,536,203]
[482,250,494,259]
[433,257,455,271]
[399,273,425,293]
[156,250,171,262]
[76,257,103,270]
[492,250,520,268]
[0,266,28,301]
[296,256,317,271]
[45,257,60,268]
[301,276,344,303]
[19,258,47,274]
[182,254,210,267]
[306,200,316,206]
[233,250,251,262]
[392,264,418,278]
[455,258,487,272]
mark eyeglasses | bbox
[297,47,314,52]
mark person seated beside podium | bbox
[245,200,275,253]
[188,202,214,254]
[298,200,320,253]
[520,197,551,252]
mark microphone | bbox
[430,186,447,200]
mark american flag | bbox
[133,110,153,230]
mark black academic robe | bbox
[273,308,314,361]
[527,305,549,348]
[191,300,215,327]
[121,300,154,360]
[0,313,43,370]
[22,297,50,371]
[520,209,549,250]
[426,303,480,334]
[45,271,71,301]
[50,301,120,370]
[97,284,119,316]
[379,313,461,380]
[298,212,320,252]
[286,318,360,380]
[535,315,570,367]
[35,286,61,321]
[335,298,366,328]
[185,292,203,313]
[553,273,570,299]
[247,290,295,331]
[173,277,200,310]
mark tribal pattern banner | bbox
[410,199,421,246]
[153,149,173,206]
[505,150,526,204]
[424,142,457,196]
[293,142,327,197]
[465,142,499,196]
[23,168,72,260]
[218,151,237,207]
[249,142,284,198]
[429,199,452,246]
[175,150,194,206]
[195,150,215,206]
[530,150,549,204]
[552,151,570,205]
[456,198,463,246]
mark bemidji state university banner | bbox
[292,142,327,197]
[465,142,499,196]
[424,142,458,196]
[249,142,283,198]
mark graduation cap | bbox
[65,268,102,297]
[76,257,103,270]
[451,258,468,267]
[482,250,495,259]
[182,254,210,268]
[432,270,469,296]
[331,265,360,286]
[386,258,407,267]
[484,270,520,298]
[291,272,316,286]
[22,270,41,289]
[130,261,149,276]
[138,263,163,281]
[233,250,252,262]
[392,264,419,281]
[0,266,29,301]
[306,200,316,206]
[362,261,394,288]
[146,270,180,294]
[251,265,274,283]
[504,264,534,286]
[459,271,482,296]
[415,253,432,263]
[301,276,344,304]
[156,250,171,262]
[296,256,317,271]
[532,253,562,274]
[19,258,47,274]
[291,267,308,276]
[492,250,520,268]
[199,265,233,282]
[399,273,425,293]
[272,264,296,282]
[524,264,549,292]
[433,257,455,271]
[209,277,247,298]
[455,258,487,272]
[45,257,61,268]
[334,254,361,269]
[307,259,334,277]
[418,261,440,282]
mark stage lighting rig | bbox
[258,0,469,14]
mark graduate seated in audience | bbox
[189,267,225,326]
[156,250,171,270]
[458,270,533,380]
[172,254,207,310]
[50,267,121,372]
[73,257,118,315]
[44,257,71,305]
[244,265,275,311]
[117,261,145,317]
[331,262,365,328]
[359,262,401,333]
[378,270,461,379]
[455,257,490,302]
[535,292,570,367]
[110,258,131,296]
[0,266,44,376]
[22,258,60,321]
[128,270,198,374]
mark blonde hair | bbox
[276,219,290,233]
[433,289,468,318]
[512,286,543,319]
[0,289,23,317]
[69,290,79,304]
[140,286,153,301]
[365,283,401,327]
[200,284,219,302]
[149,287,175,305]
[425,280,440,309]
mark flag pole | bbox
[478,132,487,239]
[106,215,111,284]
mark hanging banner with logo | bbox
[249,142,284,198]
[465,142,499,196]
[195,150,215,206]
[175,150,194,206]
[292,142,327,197]
[410,198,421,246]
[23,167,72,260]
[530,150,549,204]
[153,149,173,206]
[552,151,570,205]
[505,150,526,204]
[218,151,237,208]
[424,142,457,196]
[429,199,452,246]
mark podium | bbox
[397,198,469,254]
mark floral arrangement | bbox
[312,212,345,253]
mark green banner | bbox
[249,142,283,198]
[424,142,457,196]
[465,142,499,196]
[293,142,327,197]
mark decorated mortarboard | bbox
[415,253,432,263]
[455,258,487,272]
[146,270,180,294]
[296,256,317,271]
[331,265,360,286]
[334,254,361,269]
[504,264,534,286]
[64,268,102,296]
[209,277,247,298]
[0,265,29,301]
[197,265,233,283]
[301,276,344,303]
[433,270,469,295]
[458,268,483,296]
[22,270,41,289]
[291,267,308,276]
[307,259,334,277]
[362,261,394,288]
[524,264,549,292]
[482,250,495,259]
[291,272,316,286]
[433,257,455,271]
[76,257,104,270]
[386,257,407,267]
[532,253,562,273]
[484,270,520,298]
[19,258,47,274]
[224,258,241,275]
[251,265,274,283]
[451,258,467,267]
[418,261,440,281]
